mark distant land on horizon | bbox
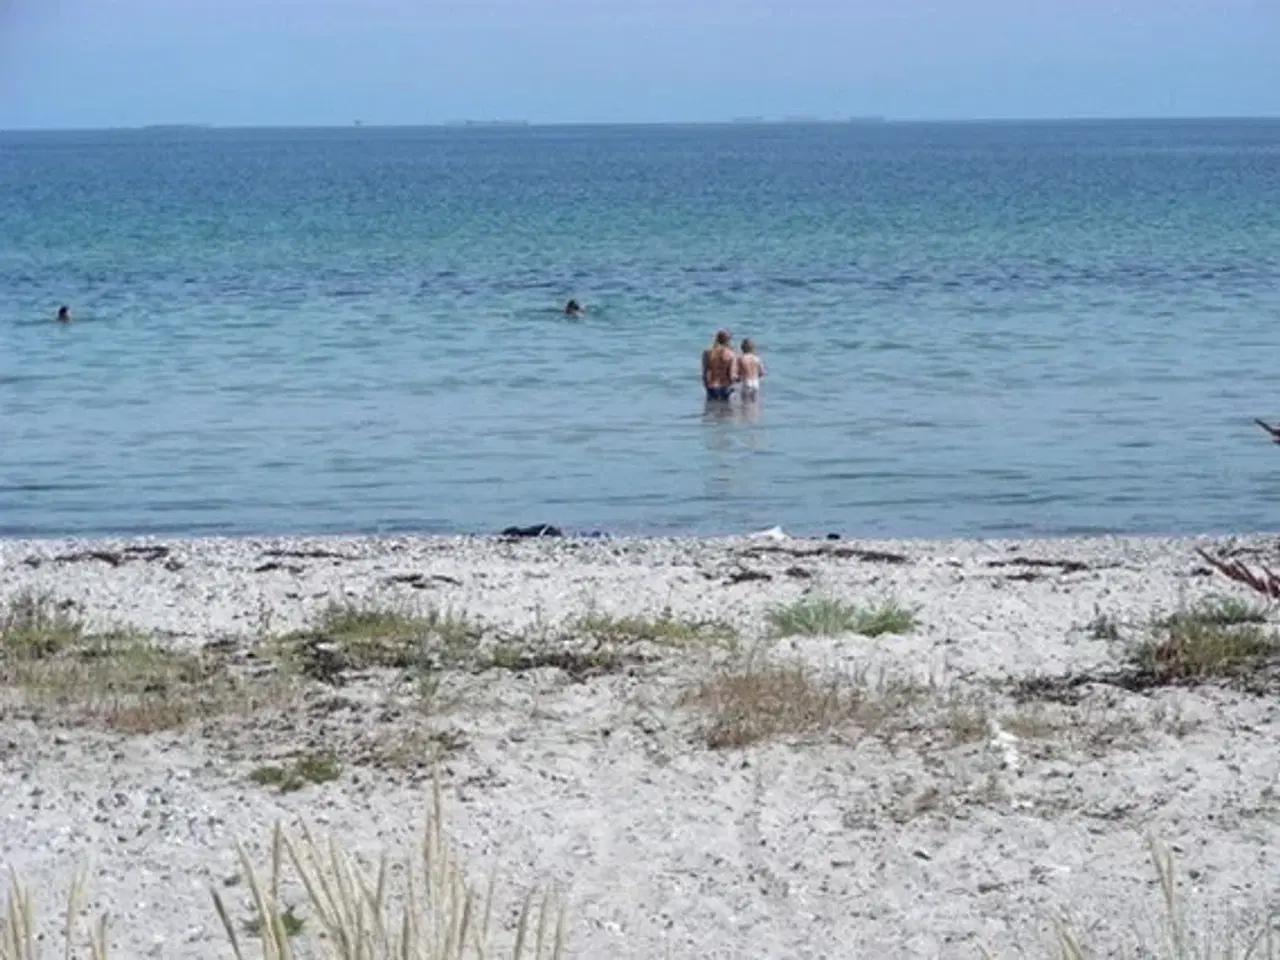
[2,114,1278,134]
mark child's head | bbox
[741,338,755,354]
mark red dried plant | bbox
[1195,548,1280,601]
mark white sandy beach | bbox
[2,532,1280,958]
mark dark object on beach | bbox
[261,547,355,561]
[254,561,305,574]
[1256,419,1280,444]
[501,524,563,539]
[725,568,772,585]
[385,572,464,589]
[31,545,172,568]
[986,557,1090,575]
[738,544,909,564]
[1196,547,1280,600]
[784,566,814,579]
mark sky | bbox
[0,0,1277,128]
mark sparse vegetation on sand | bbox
[2,781,566,960]
[282,601,478,670]
[0,592,286,735]
[1086,609,1124,641]
[0,590,86,659]
[4,801,1269,960]
[1037,839,1280,960]
[281,600,481,676]
[1133,617,1278,683]
[681,656,926,749]
[765,596,918,638]
[1154,596,1270,631]
[569,607,737,647]
[248,753,343,794]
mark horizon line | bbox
[2,114,1280,134]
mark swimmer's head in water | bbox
[57,306,70,322]
[714,329,732,346]
[741,338,755,353]
[565,299,581,315]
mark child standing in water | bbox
[738,338,765,401]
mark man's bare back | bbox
[702,330,738,401]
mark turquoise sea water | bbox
[3,120,1280,538]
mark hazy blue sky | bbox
[1,0,1277,128]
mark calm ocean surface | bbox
[3,120,1280,539]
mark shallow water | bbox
[3,120,1280,538]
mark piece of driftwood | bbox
[738,545,908,564]
[986,557,1090,574]
[1196,547,1280,600]
[725,568,772,585]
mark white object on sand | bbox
[747,526,788,541]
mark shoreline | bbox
[3,532,1280,956]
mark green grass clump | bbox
[1133,618,1277,682]
[248,752,342,794]
[1155,596,1270,631]
[850,599,920,638]
[0,591,85,660]
[245,902,305,940]
[766,596,918,638]
[285,600,481,674]
[0,594,234,735]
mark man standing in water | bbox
[702,329,738,402]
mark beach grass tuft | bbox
[1041,838,1280,960]
[4,776,565,960]
[766,596,918,638]
[0,593,298,735]
[0,615,245,735]
[1132,618,1278,683]
[1086,610,1123,641]
[244,902,305,941]
[0,590,85,660]
[1155,596,1270,631]
[214,775,567,960]
[682,656,924,749]
[282,600,481,679]
[248,752,343,794]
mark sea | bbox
[3,120,1279,540]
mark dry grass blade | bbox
[221,772,566,959]
[0,864,105,960]
[211,888,246,960]
[1046,838,1280,959]
[14,773,560,959]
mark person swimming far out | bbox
[738,337,765,401]
[564,299,585,318]
[701,329,738,402]
[56,305,71,323]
